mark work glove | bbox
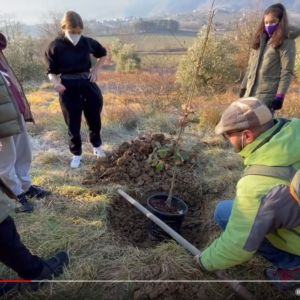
[239,88,246,98]
[271,94,285,110]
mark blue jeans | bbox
[214,200,300,269]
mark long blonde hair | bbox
[61,11,83,31]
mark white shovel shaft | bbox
[117,189,256,300]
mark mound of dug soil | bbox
[84,133,202,201]
[84,133,216,249]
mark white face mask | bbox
[65,32,81,46]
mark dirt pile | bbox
[84,134,215,248]
[84,133,202,203]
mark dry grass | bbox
[1,76,299,299]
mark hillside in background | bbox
[10,1,300,38]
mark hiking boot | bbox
[70,155,81,168]
[15,194,33,213]
[25,185,51,199]
[37,251,69,280]
[0,252,69,296]
[265,267,300,290]
[93,146,106,158]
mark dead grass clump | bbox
[103,103,143,130]
[199,106,223,129]
[140,111,178,134]
[27,90,57,108]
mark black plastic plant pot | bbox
[146,193,188,241]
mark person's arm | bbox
[88,38,107,83]
[45,40,65,93]
[89,58,103,83]
[272,39,296,110]
[239,51,252,98]
[198,177,269,271]
[48,74,66,94]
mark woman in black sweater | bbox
[45,11,107,168]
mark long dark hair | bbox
[252,3,288,49]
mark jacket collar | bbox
[239,119,287,160]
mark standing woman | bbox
[45,11,107,168]
[239,3,298,111]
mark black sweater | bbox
[45,35,107,75]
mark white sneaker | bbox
[93,146,106,158]
[70,155,81,168]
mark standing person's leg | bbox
[82,81,104,157]
[0,135,32,212]
[59,80,83,167]
[13,117,32,194]
[0,136,23,196]
[0,216,69,296]
[13,120,50,199]
[0,216,43,279]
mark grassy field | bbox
[96,32,196,52]
[1,72,300,299]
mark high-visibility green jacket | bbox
[200,118,300,271]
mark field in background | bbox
[96,32,196,52]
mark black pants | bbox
[0,217,43,279]
[59,79,103,156]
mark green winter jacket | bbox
[241,28,299,108]
[0,72,22,138]
[0,178,16,223]
[200,118,300,271]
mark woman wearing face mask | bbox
[239,3,299,111]
[45,11,107,168]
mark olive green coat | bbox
[0,72,23,138]
[241,29,299,108]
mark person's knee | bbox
[214,202,225,228]
[214,200,233,230]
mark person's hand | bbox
[239,88,246,98]
[193,254,209,272]
[0,141,2,152]
[89,68,98,83]
[193,254,203,270]
[271,94,285,110]
[54,83,66,94]
[271,99,283,110]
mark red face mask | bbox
[0,33,7,50]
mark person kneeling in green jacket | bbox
[195,97,300,290]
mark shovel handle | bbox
[118,189,256,300]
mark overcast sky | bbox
[0,0,203,24]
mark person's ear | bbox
[243,130,255,144]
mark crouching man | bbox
[195,98,300,290]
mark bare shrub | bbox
[111,39,141,73]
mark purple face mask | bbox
[265,24,279,37]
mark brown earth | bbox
[84,133,216,250]
[83,134,291,300]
